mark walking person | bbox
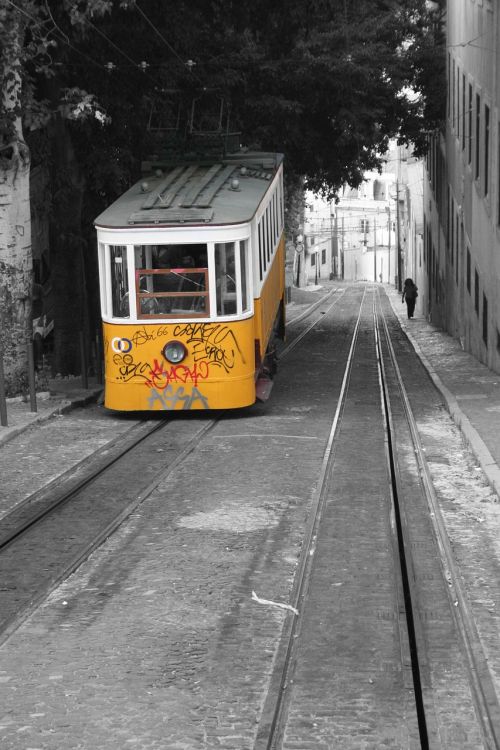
[402,278,418,319]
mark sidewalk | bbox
[386,284,500,496]
[0,377,103,448]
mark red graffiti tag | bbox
[146,359,210,390]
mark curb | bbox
[0,388,104,449]
[388,294,500,497]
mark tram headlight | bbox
[162,340,187,364]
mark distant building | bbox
[301,192,335,285]
[423,0,500,372]
[387,145,424,312]
[334,167,397,283]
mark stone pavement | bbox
[1,282,500,502]
[1,283,500,749]
[0,377,103,448]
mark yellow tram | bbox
[94,152,286,411]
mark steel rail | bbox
[0,419,165,524]
[0,420,167,552]
[0,417,218,554]
[377,290,500,749]
[0,286,341,550]
[373,299,432,749]
[285,287,342,327]
[255,289,366,750]
[279,288,346,359]
[0,418,218,646]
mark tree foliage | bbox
[4,0,445,197]
[0,0,445,381]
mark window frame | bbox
[98,233,254,323]
[466,247,471,293]
[484,103,490,196]
[483,293,488,346]
[135,267,210,320]
[462,73,466,150]
[213,239,253,318]
[475,92,481,181]
[468,83,473,165]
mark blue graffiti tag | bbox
[147,385,209,410]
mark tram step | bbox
[256,376,274,402]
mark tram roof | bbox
[94,152,284,230]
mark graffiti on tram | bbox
[172,323,246,373]
[147,385,209,410]
[106,323,244,373]
[112,353,210,390]
[104,323,245,410]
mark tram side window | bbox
[241,240,249,313]
[110,245,129,317]
[215,242,236,315]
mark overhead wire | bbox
[4,0,103,71]
[4,0,185,88]
[43,0,69,45]
[85,17,144,69]
[5,0,220,144]
[82,16,166,89]
[73,3,209,108]
[134,3,190,68]
[134,1,203,83]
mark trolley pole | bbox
[341,215,345,280]
[27,338,37,413]
[0,346,7,427]
[294,234,304,288]
[396,179,402,291]
[387,205,391,286]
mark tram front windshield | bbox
[107,241,248,319]
[134,243,208,317]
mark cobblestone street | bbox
[1,285,500,748]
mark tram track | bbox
[0,416,217,646]
[257,285,500,749]
[374,296,431,747]
[0,287,340,648]
[256,290,366,749]
[0,419,166,544]
[281,287,345,356]
[3,284,500,748]
[375,290,500,748]
[3,283,500,747]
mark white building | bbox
[299,192,335,286]
[386,146,425,311]
[334,169,397,283]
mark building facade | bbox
[423,0,499,371]
[392,146,425,315]
[300,191,335,286]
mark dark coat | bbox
[402,280,418,302]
